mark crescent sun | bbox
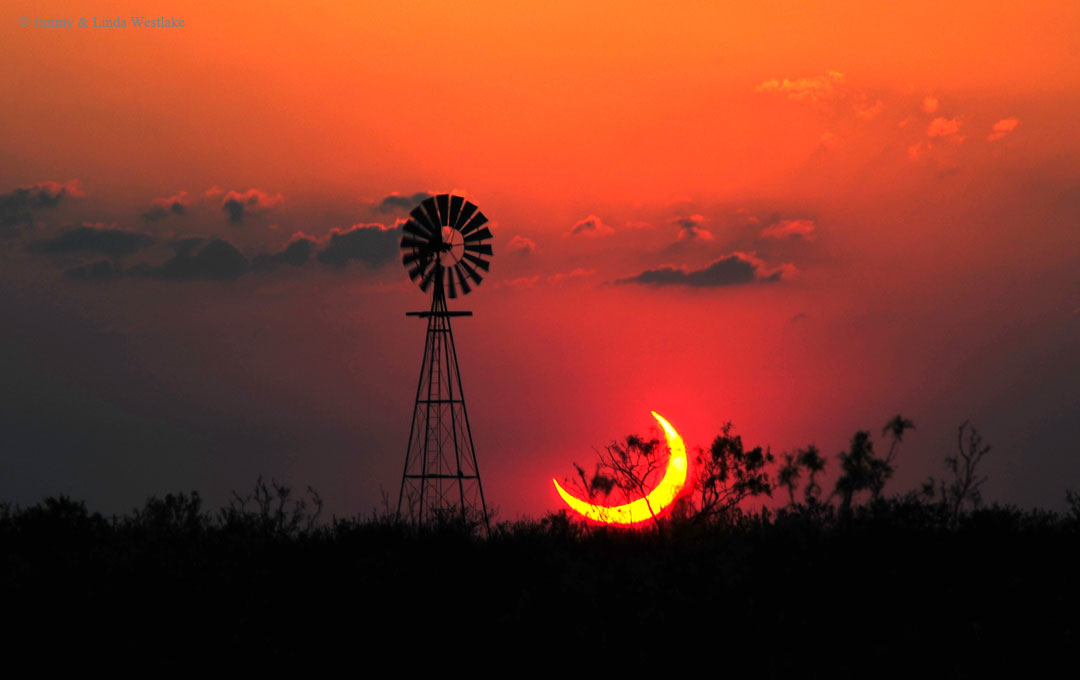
[552,411,688,525]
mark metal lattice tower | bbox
[397,194,492,530]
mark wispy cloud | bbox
[566,215,614,238]
[506,235,536,255]
[617,253,793,287]
[378,191,431,213]
[761,219,816,241]
[0,180,83,230]
[142,191,190,221]
[28,225,154,257]
[315,222,401,267]
[220,188,284,224]
[927,117,962,139]
[988,117,1021,141]
[672,214,712,241]
[754,71,845,103]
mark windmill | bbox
[397,194,492,530]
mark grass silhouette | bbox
[2,418,1078,670]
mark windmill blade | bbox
[448,195,464,227]
[402,250,431,267]
[400,235,433,250]
[464,243,493,256]
[458,258,483,285]
[421,197,442,234]
[454,263,472,295]
[463,227,493,243]
[435,194,450,226]
[419,262,439,292]
[407,260,429,281]
[460,211,488,237]
[410,205,437,235]
[463,253,490,271]
[446,265,458,299]
[454,201,478,229]
[402,219,432,240]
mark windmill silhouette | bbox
[397,194,492,530]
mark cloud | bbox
[547,268,595,284]
[506,235,535,255]
[0,180,83,230]
[754,71,844,102]
[677,228,712,241]
[64,259,125,281]
[566,215,614,238]
[56,221,403,282]
[988,117,1021,141]
[27,225,154,257]
[922,96,939,113]
[854,98,885,120]
[671,214,712,241]
[671,215,703,229]
[62,234,319,283]
[251,233,317,272]
[927,117,962,138]
[616,253,792,287]
[316,222,401,267]
[736,208,761,226]
[378,192,432,213]
[130,239,249,280]
[142,191,190,221]
[220,188,284,224]
[761,219,816,241]
[910,116,966,161]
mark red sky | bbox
[1,1,1078,519]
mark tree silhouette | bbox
[690,422,774,522]
[797,445,827,504]
[833,431,893,513]
[776,453,801,505]
[219,476,324,536]
[882,414,915,467]
[568,433,667,526]
[564,421,778,526]
[776,444,827,506]
[923,420,991,521]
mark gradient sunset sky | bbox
[2,1,1078,519]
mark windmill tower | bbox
[397,194,492,530]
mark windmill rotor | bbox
[400,194,493,299]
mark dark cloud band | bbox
[617,253,786,287]
[28,226,154,257]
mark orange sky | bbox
[1,1,1077,518]
[4,1,1079,200]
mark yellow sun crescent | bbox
[552,411,688,525]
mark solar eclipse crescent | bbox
[552,411,688,525]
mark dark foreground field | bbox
[3,489,1078,671]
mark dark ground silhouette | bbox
[3,421,1079,671]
